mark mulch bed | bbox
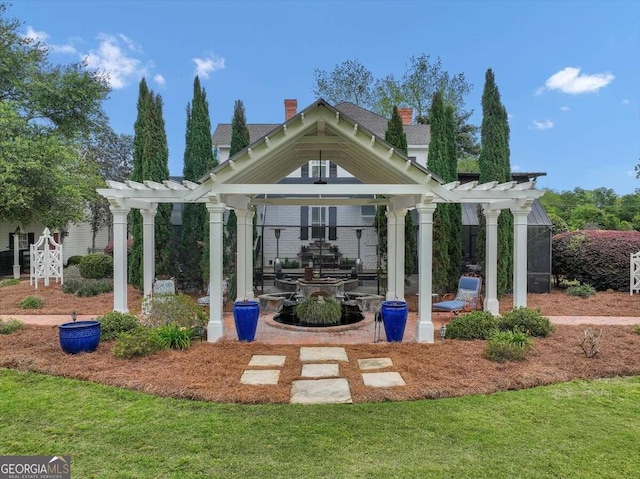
[1,324,638,404]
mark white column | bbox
[12,231,20,279]
[244,207,255,299]
[386,209,398,300]
[416,202,436,343]
[482,207,500,315]
[235,209,248,302]
[110,204,130,312]
[393,209,407,300]
[141,206,157,298]
[207,200,226,341]
[511,206,531,308]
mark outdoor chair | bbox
[432,275,483,315]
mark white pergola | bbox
[98,100,544,343]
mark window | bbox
[361,205,376,217]
[311,207,326,239]
[8,233,28,249]
[311,160,326,179]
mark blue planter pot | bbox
[233,301,260,342]
[59,320,101,354]
[380,301,408,342]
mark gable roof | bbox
[211,101,429,147]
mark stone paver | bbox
[301,363,340,378]
[300,347,348,362]
[357,358,393,370]
[248,355,287,367]
[362,372,406,388]
[290,378,352,404]
[240,370,280,385]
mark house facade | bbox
[0,221,109,275]
[212,100,551,292]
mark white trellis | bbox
[30,228,63,289]
[631,252,640,295]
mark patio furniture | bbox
[432,275,483,315]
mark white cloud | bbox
[51,43,78,55]
[193,55,225,79]
[153,74,166,87]
[23,26,49,43]
[560,106,570,111]
[512,164,522,172]
[621,99,630,105]
[530,120,554,130]
[540,67,614,95]
[85,33,145,89]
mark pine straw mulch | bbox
[1,324,639,404]
[1,278,640,316]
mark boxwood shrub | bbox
[497,307,555,337]
[485,329,533,362]
[553,230,640,291]
[79,253,113,279]
[97,311,141,341]
[112,327,164,359]
[444,311,497,340]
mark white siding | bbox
[62,222,110,263]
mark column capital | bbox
[482,205,501,218]
[108,202,130,214]
[416,202,437,215]
[206,202,226,214]
[140,205,158,217]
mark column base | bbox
[416,318,434,343]
[13,266,21,280]
[484,298,500,316]
[207,321,224,342]
[113,306,129,313]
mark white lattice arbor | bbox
[631,252,640,295]
[97,99,546,343]
[30,227,63,289]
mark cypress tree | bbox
[225,100,250,276]
[444,103,462,290]
[478,69,513,296]
[128,79,150,288]
[383,107,415,275]
[145,92,173,276]
[426,92,451,293]
[128,79,173,287]
[181,76,214,289]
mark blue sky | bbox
[9,0,640,194]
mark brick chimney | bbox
[397,107,413,125]
[284,99,297,121]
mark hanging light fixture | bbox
[313,150,326,185]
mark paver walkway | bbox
[241,348,406,404]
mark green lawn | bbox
[1,369,638,478]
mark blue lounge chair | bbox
[433,275,483,314]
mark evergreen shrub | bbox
[485,329,533,362]
[19,295,43,309]
[112,327,164,359]
[553,230,640,291]
[498,307,554,337]
[444,310,497,340]
[97,311,141,341]
[79,253,113,279]
[0,318,24,334]
[296,296,342,326]
[66,255,84,266]
[566,284,596,298]
[0,278,20,287]
[145,293,207,330]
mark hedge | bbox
[552,230,640,291]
